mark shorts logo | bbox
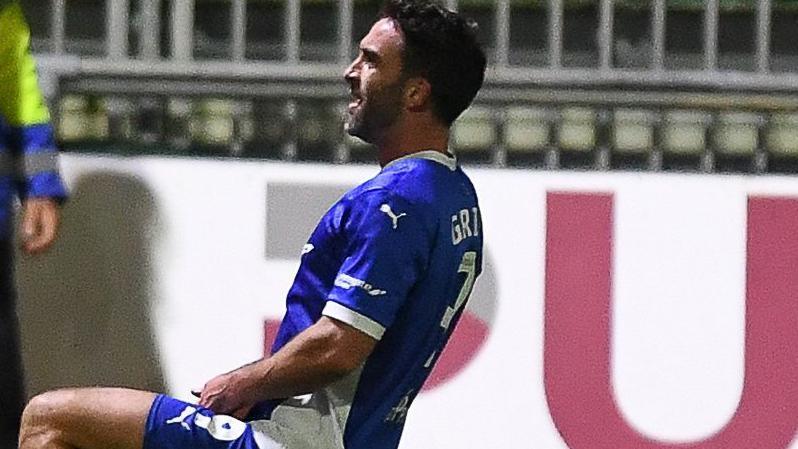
[165,405,247,441]
[334,273,387,296]
[380,204,407,229]
[165,405,197,431]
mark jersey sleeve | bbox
[0,2,68,201]
[323,189,429,340]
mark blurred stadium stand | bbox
[21,0,798,173]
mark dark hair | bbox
[380,0,487,126]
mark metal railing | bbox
[23,0,798,173]
[31,1,795,78]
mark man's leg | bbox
[0,239,23,449]
[19,387,156,449]
[0,296,24,449]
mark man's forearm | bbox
[199,316,377,414]
[240,318,360,401]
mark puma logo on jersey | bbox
[380,204,407,229]
[302,243,314,255]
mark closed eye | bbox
[360,47,380,66]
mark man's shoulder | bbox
[342,173,408,206]
[359,162,445,199]
[339,160,471,220]
[338,183,415,222]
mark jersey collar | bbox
[384,150,458,171]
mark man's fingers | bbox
[229,405,251,420]
[20,199,60,255]
[199,397,224,413]
[21,214,35,240]
[24,233,47,253]
[20,207,37,244]
[23,232,51,254]
[198,394,210,407]
[198,390,220,410]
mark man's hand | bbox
[197,369,255,419]
[20,197,60,255]
[196,316,377,420]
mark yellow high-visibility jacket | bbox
[0,1,67,234]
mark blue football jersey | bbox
[249,151,483,449]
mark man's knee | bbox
[21,389,79,431]
[19,390,78,448]
[21,388,155,449]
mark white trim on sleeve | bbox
[322,301,386,340]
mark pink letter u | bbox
[545,193,797,449]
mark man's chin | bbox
[345,124,371,144]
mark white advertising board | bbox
[22,154,795,449]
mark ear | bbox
[404,77,432,112]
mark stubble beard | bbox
[345,81,404,144]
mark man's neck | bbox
[376,119,449,167]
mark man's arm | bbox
[0,3,67,254]
[197,316,377,417]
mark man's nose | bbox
[343,60,360,81]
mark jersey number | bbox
[440,251,478,330]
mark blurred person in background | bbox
[16,1,484,449]
[0,0,68,447]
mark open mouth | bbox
[348,93,363,111]
[347,81,362,110]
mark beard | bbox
[345,80,404,144]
